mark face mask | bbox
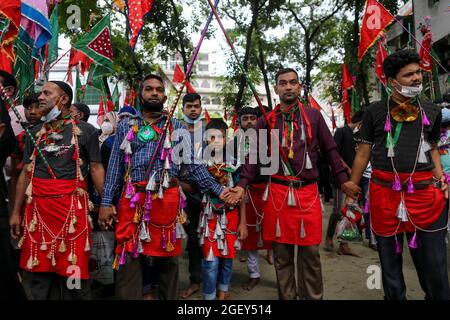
[101,122,114,135]
[353,127,360,134]
[183,115,200,125]
[141,100,164,113]
[41,106,61,123]
[394,81,423,98]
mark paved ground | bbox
[178,199,447,300]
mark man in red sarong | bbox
[344,49,450,300]
[230,68,357,300]
[10,81,105,300]
[99,74,231,300]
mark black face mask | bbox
[141,100,164,112]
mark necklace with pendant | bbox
[138,118,161,142]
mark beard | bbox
[141,100,164,112]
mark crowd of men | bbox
[0,48,449,300]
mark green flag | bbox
[73,14,113,71]
[13,38,35,101]
[75,68,84,102]
[112,82,120,110]
[350,88,361,113]
[47,4,59,66]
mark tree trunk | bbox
[234,0,259,111]
[170,0,189,75]
[304,36,312,98]
[256,36,272,109]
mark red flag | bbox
[97,96,105,126]
[173,64,196,93]
[106,99,114,113]
[204,109,211,123]
[358,0,394,62]
[128,0,155,50]
[231,112,238,132]
[342,90,352,124]
[223,108,227,121]
[68,48,93,76]
[0,1,21,67]
[419,31,432,72]
[375,39,388,86]
[0,50,13,73]
[331,106,337,130]
[308,95,322,111]
[342,64,354,91]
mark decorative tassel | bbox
[146,172,157,191]
[262,183,269,202]
[222,239,228,256]
[384,115,391,132]
[422,110,430,126]
[112,254,119,270]
[120,136,129,151]
[164,157,171,170]
[133,209,140,224]
[418,140,429,163]
[160,230,167,249]
[202,194,207,204]
[119,247,126,265]
[300,125,305,141]
[275,218,281,238]
[158,184,164,199]
[172,228,177,244]
[215,221,223,237]
[130,192,140,208]
[59,239,67,253]
[221,212,227,226]
[25,182,33,198]
[387,145,395,158]
[137,240,144,253]
[395,237,402,254]
[124,153,131,165]
[204,225,210,238]
[206,245,215,261]
[216,239,223,250]
[257,232,263,248]
[408,232,418,249]
[407,177,414,194]
[300,218,306,239]
[26,256,33,270]
[139,223,150,241]
[40,242,47,251]
[84,237,90,251]
[163,171,170,188]
[143,209,151,223]
[132,241,139,258]
[51,255,56,267]
[234,238,241,250]
[282,161,290,176]
[255,222,261,233]
[127,128,135,142]
[164,133,171,149]
[125,181,134,198]
[288,148,294,159]
[305,152,313,169]
[176,222,186,239]
[77,198,83,210]
[364,198,369,214]
[199,233,205,246]
[392,175,402,192]
[288,184,296,207]
[396,200,409,222]
[67,251,73,263]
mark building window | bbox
[201,79,211,88]
[202,97,211,105]
[211,97,221,105]
[198,64,209,72]
[198,53,208,61]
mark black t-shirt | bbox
[358,99,441,173]
[334,125,356,167]
[23,120,102,179]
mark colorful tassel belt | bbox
[134,180,178,193]
[266,176,316,189]
[371,176,434,190]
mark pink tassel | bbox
[145,192,153,210]
[392,175,402,192]
[161,230,167,249]
[127,129,134,142]
[407,177,414,194]
[172,228,177,244]
[119,247,126,265]
[408,232,418,249]
[364,199,369,214]
[130,193,140,208]
[124,153,131,165]
[445,173,450,185]
[160,148,166,161]
[143,209,151,222]
[384,115,391,132]
[422,111,430,126]
[180,196,187,210]
[125,182,134,198]
[395,237,402,254]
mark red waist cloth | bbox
[369,169,445,236]
[20,178,91,279]
[116,184,181,257]
[263,176,322,246]
[242,183,272,251]
[202,207,239,259]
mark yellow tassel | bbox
[32,257,40,267]
[288,148,294,159]
[84,237,90,251]
[152,193,158,200]
[51,255,56,267]
[71,253,77,265]
[166,239,174,252]
[47,251,53,260]
[133,209,139,224]
[133,124,139,133]
[74,126,81,136]
[77,198,83,210]
[26,256,33,270]
[18,236,24,249]
[40,242,48,251]
[112,254,119,270]
[68,221,76,234]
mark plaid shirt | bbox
[101,114,224,206]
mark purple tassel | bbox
[408,232,418,249]
[161,231,167,249]
[172,228,177,243]
[384,115,391,132]
[364,199,369,214]
[422,111,430,126]
[127,129,134,142]
[132,241,139,258]
[407,177,414,194]
[180,196,187,210]
[145,192,153,210]
[392,175,402,192]
[130,193,140,208]
[143,209,151,222]
[124,153,131,165]
[445,173,450,185]
[119,247,126,265]
[168,148,173,162]
[395,238,402,254]
[125,182,134,198]
[160,148,166,161]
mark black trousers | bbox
[0,214,26,300]
[22,272,91,300]
[115,254,179,300]
[184,198,202,285]
[375,203,450,300]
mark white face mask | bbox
[41,106,61,123]
[101,122,114,135]
[394,80,423,98]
